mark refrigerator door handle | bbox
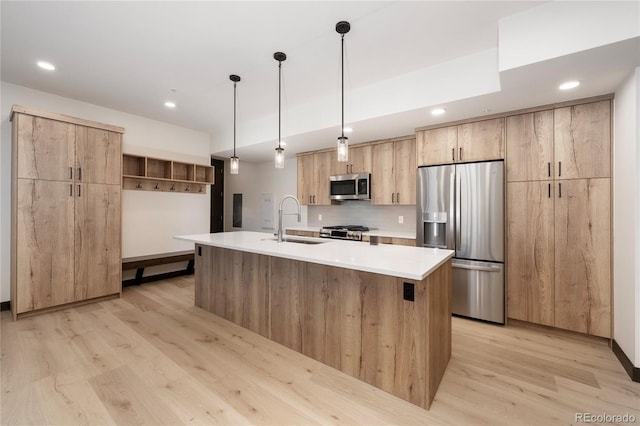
[452,262,502,272]
[455,171,461,250]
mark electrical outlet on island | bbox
[318,214,323,221]
[398,215,404,224]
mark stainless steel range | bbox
[320,225,369,241]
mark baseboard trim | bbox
[0,301,10,312]
[123,268,193,287]
[612,339,640,383]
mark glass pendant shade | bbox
[275,147,285,169]
[337,136,349,162]
[230,156,239,174]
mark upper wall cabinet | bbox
[297,151,332,205]
[371,137,416,205]
[416,118,504,166]
[554,100,611,180]
[457,118,505,163]
[506,110,554,182]
[416,126,457,166]
[330,144,372,176]
[506,100,611,182]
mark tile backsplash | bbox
[308,202,416,233]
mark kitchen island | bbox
[176,231,454,409]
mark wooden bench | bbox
[122,250,194,286]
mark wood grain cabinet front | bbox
[11,106,123,319]
[296,151,332,205]
[416,118,504,166]
[505,99,612,338]
[371,137,416,205]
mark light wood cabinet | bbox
[16,179,76,313]
[330,144,372,175]
[416,118,504,166]
[371,137,416,205]
[416,126,457,166]
[506,110,554,182]
[11,106,124,319]
[457,118,505,163]
[122,154,213,194]
[554,100,611,180]
[16,115,76,181]
[505,100,612,338]
[74,183,122,300]
[195,244,452,410]
[554,178,610,337]
[297,151,332,205]
[506,181,554,326]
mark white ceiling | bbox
[2,1,639,162]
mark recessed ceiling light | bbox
[37,61,55,71]
[343,127,353,133]
[559,80,580,90]
[164,101,176,108]
[431,108,446,116]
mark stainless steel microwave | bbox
[329,173,371,200]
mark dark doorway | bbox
[210,158,225,232]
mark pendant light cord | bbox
[233,81,237,157]
[341,33,345,139]
[278,60,282,149]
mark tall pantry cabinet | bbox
[10,106,124,320]
[506,100,611,338]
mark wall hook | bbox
[170,184,175,191]
[154,183,159,190]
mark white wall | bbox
[223,157,306,233]
[499,1,640,71]
[613,67,640,367]
[1,82,211,303]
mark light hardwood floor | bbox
[2,276,638,425]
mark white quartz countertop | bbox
[286,226,416,240]
[175,231,452,280]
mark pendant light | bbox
[229,74,241,175]
[336,21,351,163]
[274,51,287,169]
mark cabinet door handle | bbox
[396,192,400,203]
[452,148,455,161]
[77,184,81,197]
[459,147,463,161]
[69,184,73,196]
[78,167,82,181]
[547,162,551,177]
[558,182,562,198]
[558,161,561,177]
[392,193,395,203]
[548,183,551,198]
[69,167,73,180]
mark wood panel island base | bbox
[177,231,453,409]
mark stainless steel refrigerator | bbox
[416,160,504,324]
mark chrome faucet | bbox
[277,195,301,242]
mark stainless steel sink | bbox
[262,237,326,245]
